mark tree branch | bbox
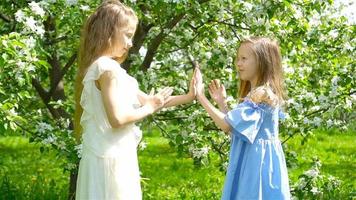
[31,78,61,118]
[141,12,186,71]
[45,35,69,45]
[0,12,11,23]
[47,52,77,98]
[140,0,211,71]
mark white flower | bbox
[331,76,340,85]
[200,146,209,155]
[74,144,83,158]
[293,7,303,19]
[191,146,209,159]
[286,98,295,105]
[17,61,26,71]
[309,14,321,27]
[305,169,319,178]
[9,108,18,116]
[139,47,147,57]
[42,134,57,145]
[35,25,45,36]
[283,65,295,74]
[326,119,333,127]
[310,187,319,195]
[217,36,225,44]
[224,67,233,73]
[243,2,253,11]
[29,1,45,17]
[139,141,147,150]
[345,98,352,109]
[255,18,266,26]
[297,177,307,190]
[318,95,327,102]
[65,0,78,6]
[330,87,339,98]
[343,42,353,51]
[205,52,212,59]
[23,36,36,48]
[24,16,37,32]
[37,122,54,134]
[57,141,66,150]
[80,5,90,11]
[15,10,25,22]
[313,117,322,126]
[328,29,339,39]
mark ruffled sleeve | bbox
[278,109,286,121]
[82,56,126,83]
[80,56,126,128]
[224,100,264,144]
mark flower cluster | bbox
[291,158,342,199]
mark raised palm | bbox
[208,79,226,105]
[194,67,204,97]
[145,87,173,113]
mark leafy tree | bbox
[0,0,354,198]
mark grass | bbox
[139,130,224,199]
[0,136,69,200]
[0,128,354,199]
[286,129,356,187]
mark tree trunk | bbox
[68,167,79,200]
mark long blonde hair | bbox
[74,0,138,142]
[237,37,286,104]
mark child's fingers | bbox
[215,79,221,88]
[208,87,215,98]
[161,87,173,99]
[208,82,215,92]
[221,84,226,91]
[149,88,155,96]
[211,80,217,91]
[159,87,170,97]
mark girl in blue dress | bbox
[194,37,291,200]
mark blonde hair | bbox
[236,37,286,105]
[74,0,138,142]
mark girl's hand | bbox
[145,87,173,114]
[208,79,227,105]
[188,68,197,100]
[194,67,205,100]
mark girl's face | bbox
[110,22,136,60]
[235,43,258,83]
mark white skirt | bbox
[76,146,142,200]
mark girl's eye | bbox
[242,57,246,60]
[126,33,133,38]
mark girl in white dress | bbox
[73,1,197,199]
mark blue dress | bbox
[222,98,291,200]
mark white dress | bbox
[76,56,143,200]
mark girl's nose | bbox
[127,40,133,48]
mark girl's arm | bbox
[195,69,230,133]
[137,90,194,108]
[99,71,172,128]
[137,68,197,108]
[197,94,231,133]
[164,93,195,107]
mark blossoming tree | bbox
[0,0,354,199]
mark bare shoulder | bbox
[248,84,280,106]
